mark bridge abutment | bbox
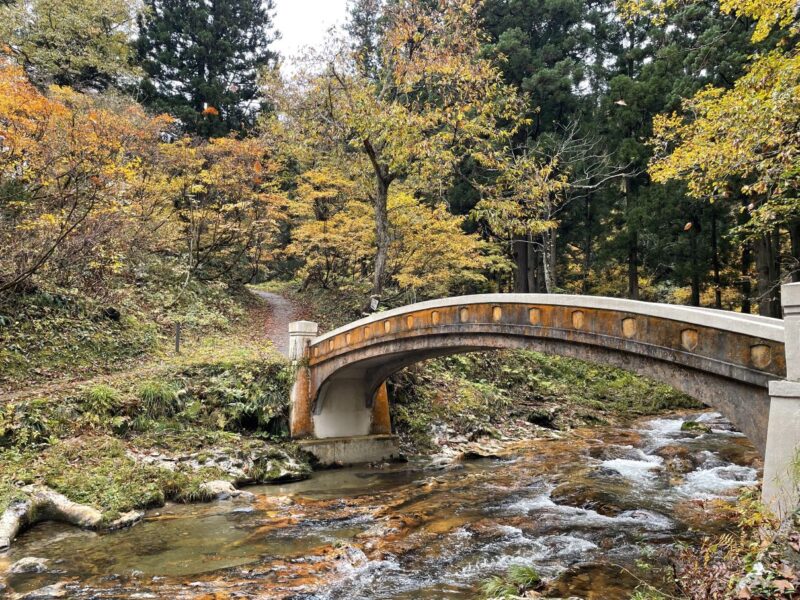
[289,320,399,463]
[288,321,318,439]
[763,284,800,516]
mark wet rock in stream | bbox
[19,582,70,599]
[545,562,649,600]
[550,478,632,516]
[9,556,50,576]
[655,445,703,477]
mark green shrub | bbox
[0,398,74,448]
[178,361,292,435]
[82,384,121,416]
[137,380,181,419]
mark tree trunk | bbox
[372,175,390,298]
[689,219,700,306]
[741,241,752,314]
[513,238,529,293]
[770,225,782,316]
[582,193,592,294]
[711,209,722,309]
[546,228,557,292]
[539,231,557,293]
[533,246,545,293]
[542,229,557,294]
[756,234,776,317]
[623,177,638,300]
[526,233,536,293]
[789,221,800,283]
[628,231,639,300]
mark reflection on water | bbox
[4,412,759,599]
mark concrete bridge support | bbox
[288,321,317,439]
[763,284,800,516]
[288,320,399,464]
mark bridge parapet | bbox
[307,297,785,389]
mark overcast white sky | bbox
[273,0,350,62]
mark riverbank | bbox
[0,347,701,550]
[0,411,764,599]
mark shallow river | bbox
[3,412,760,599]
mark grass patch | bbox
[138,380,181,419]
[480,565,541,599]
[0,436,227,520]
[81,384,122,416]
[0,291,160,388]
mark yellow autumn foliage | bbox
[289,189,490,297]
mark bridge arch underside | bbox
[307,304,785,455]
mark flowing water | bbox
[2,411,760,599]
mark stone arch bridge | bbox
[287,284,800,515]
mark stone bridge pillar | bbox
[288,321,318,439]
[288,321,318,361]
[764,284,800,516]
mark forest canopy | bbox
[0,0,797,319]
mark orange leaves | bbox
[0,62,64,164]
[0,59,172,291]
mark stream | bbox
[2,411,760,599]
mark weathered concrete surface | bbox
[763,284,800,515]
[290,363,314,438]
[763,380,800,515]
[289,320,318,361]
[296,434,401,465]
[308,381,392,439]
[370,383,392,435]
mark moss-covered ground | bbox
[0,333,301,519]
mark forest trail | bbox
[0,289,302,404]
[249,289,303,356]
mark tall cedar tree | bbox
[137,0,278,137]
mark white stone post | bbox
[288,321,318,439]
[763,283,800,516]
[288,321,318,361]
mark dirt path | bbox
[248,289,305,356]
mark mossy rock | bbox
[680,420,712,433]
